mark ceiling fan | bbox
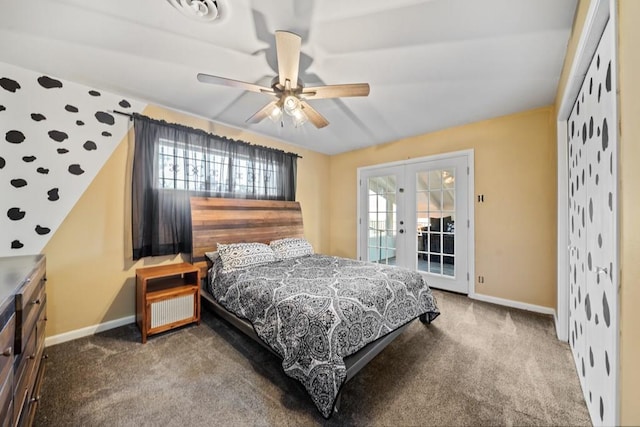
[197,30,370,129]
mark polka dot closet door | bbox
[567,20,618,427]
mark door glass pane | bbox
[416,192,430,212]
[443,169,455,189]
[387,248,396,265]
[368,246,380,262]
[429,170,442,190]
[442,189,455,211]
[430,254,442,274]
[417,172,429,191]
[369,194,378,210]
[416,168,456,277]
[429,191,442,210]
[368,212,377,225]
[385,175,396,193]
[417,213,430,230]
[443,256,455,277]
[367,175,397,264]
[377,213,386,231]
[378,248,387,264]
[383,192,396,207]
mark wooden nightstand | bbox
[135,263,200,343]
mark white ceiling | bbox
[0,0,577,155]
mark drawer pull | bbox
[28,353,36,360]
[31,298,41,305]
[1,347,11,357]
[30,395,40,403]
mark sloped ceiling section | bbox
[0,62,146,257]
[0,0,577,155]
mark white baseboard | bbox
[469,293,556,316]
[45,294,555,346]
[45,315,135,347]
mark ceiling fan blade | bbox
[275,31,302,89]
[197,73,274,95]
[246,101,280,124]
[300,101,329,129]
[301,83,370,100]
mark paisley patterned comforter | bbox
[208,254,439,418]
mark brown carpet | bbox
[34,290,591,426]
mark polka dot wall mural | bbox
[0,61,146,256]
[567,21,617,427]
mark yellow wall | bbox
[42,105,331,337]
[328,107,557,308]
[618,1,640,424]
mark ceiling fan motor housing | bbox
[168,0,220,21]
[270,76,304,93]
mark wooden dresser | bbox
[0,255,47,427]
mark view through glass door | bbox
[359,154,470,294]
[362,166,405,267]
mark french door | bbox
[358,153,471,293]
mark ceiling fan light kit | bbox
[268,105,283,123]
[282,95,307,126]
[283,95,300,115]
[290,109,308,128]
[197,30,370,129]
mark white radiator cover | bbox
[150,294,194,329]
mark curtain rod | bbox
[110,110,303,159]
[112,109,133,119]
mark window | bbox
[131,114,297,260]
[157,138,280,198]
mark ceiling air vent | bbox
[168,0,220,21]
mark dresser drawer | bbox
[15,276,45,355]
[31,301,46,395]
[0,313,15,388]
[13,324,37,427]
[15,258,45,313]
[36,301,46,357]
[0,368,13,427]
[0,370,13,426]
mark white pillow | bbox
[270,238,314,260]
[217,242,276,273]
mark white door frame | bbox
[556,0,619,425]
[356,149,475,295]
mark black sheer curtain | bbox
[131,114,298,260]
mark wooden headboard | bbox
[190,197,304,279]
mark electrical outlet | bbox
[478,275,485,284]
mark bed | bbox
[190,197,440,418]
